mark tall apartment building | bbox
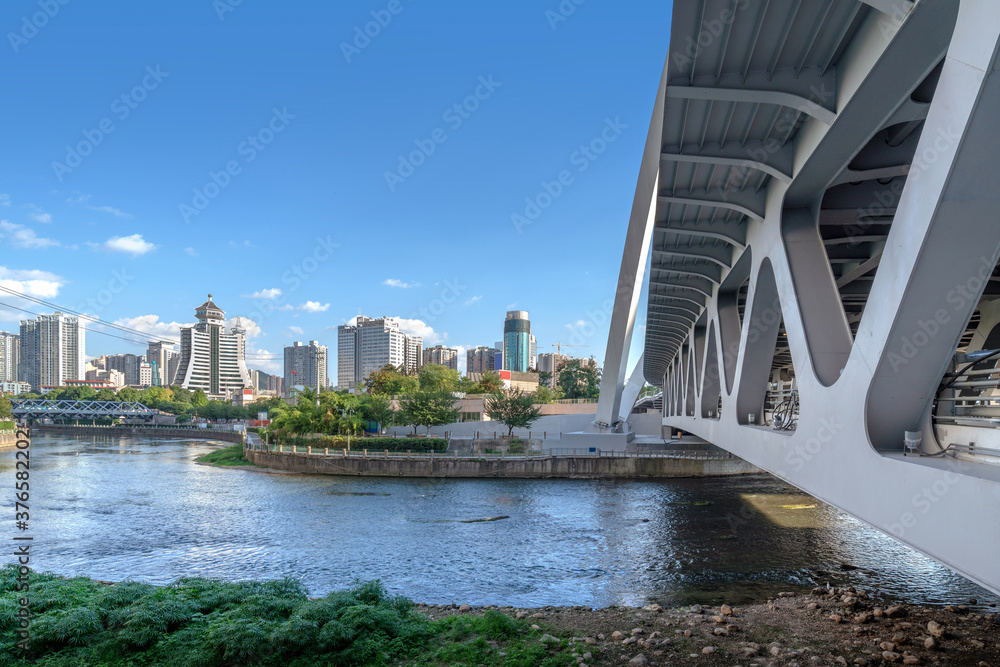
[18,313,85,391]
[105,353,149,387]
[147,341,178,386]
[503,310,532,373]
[251,369,284,395]
[529,334,537,370]
[337,316,422,390]
[537,353,597,388]
[283,341,328,392]
[0,332,19,383]
[173,295,252,400]
[422,345,458,370]
[466,346,497,375]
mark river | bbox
[4,433,996,609]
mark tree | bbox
[141,386,171,407]
[191,389,209,407]
[360,393,395,432]
[484,387,542,436]
[418,364,460,393]
[557,357,602,400]
[169,386,192,404]
[532,385,563,404]
[95,388,117,402]
[399,390,458,434]
[0,394,12,420]
[470,370,503,394]
[118,387,141,403]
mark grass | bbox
[196,444,256,467]
[0,567,578,666]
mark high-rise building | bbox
[105,353,148,387]
[422,345,458,370]
[503,310,532,373]
[251,369,283,395]
[0,332,19,383]
[174,295,252,399]
[466,346,497,375]
[284,341,328,392]
[18,313,85,391]
[147,341,178,386]
[529,333,537,370]
[337,316,423,390]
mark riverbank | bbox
[3,568,996,666]
[33,423,245,444]
[244,447,760,479]
[420,588,1000,666]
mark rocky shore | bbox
[415,587,1000,666]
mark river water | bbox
[4,434,996,609]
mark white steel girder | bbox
[598,0,1000,594]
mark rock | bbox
[726,623,738,632]
[531,624,541,630]
[902,656,920,665]
[649,631,660,639]
[969,639,985,649]
[683,629,692,638]
[891,635,907,645]
[807,602,819,610]
[629,654,649,665]
[611,631,625,641]
[597,633,605,641]
[583,652,592,659]
[882,651,902,662]
[771,646,783,656]
[631,627,644,635]
[855,612,873,624]
[713,627,729,636]
[585,637,597,645]
[515,611,528,619]
[459,604,471,612]
[721,603,734,616]
[540,634,560,646]
[842,596,858,607]
[923,637,937,650]
[812,587,828,596]
[702,646,716,655]
[690,604,704,614]
[779,591,796,598]
[880,641,896,651]
[643,604,662,612]
[927,621,946,638]
[830,614,844,624]
[835,657,848,666]
[622,636,637,645]
[713,615,725,623]
[886,606,908,618]
[873,608,885,618]
[531,612,545,619]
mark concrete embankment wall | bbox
[0,432,25,449]
[33,424,244,444]
[245,450,760,479]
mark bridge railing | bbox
[247,443,733,460]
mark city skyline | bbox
[0,0,660,387]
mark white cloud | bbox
[88,205,131,218]
[245,343,281,374]
[225,317,263,338]
[96,234,156,255]
[0,221,60,249]
[391,317,444,345]
[0,266,65,299]
[566,320,587,330]
[230,240,255,248]
[383,279,421,289]
[184,247,199,257]
[299,301,329,312]
[455,345,469,373]
[28,212,51,223]
[247,288,282,300]
[288,326,304,335]
[463,295,483,306]
[109,315,192,343]
[0,194,10,206]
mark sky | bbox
[0,0,670,384]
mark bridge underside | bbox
[600,0,1000,594]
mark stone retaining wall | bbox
[33,424,244,444]
[245,449,759,479]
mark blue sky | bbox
[0,0,669,383]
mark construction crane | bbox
[550,342,588,389]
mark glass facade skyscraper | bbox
[503,310,532,373]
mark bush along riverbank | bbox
[196,444,257,467]
[273,435,448,453]
[4,568,998,666]
[0,568,578,667]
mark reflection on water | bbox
[6,434,997,609]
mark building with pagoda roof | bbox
[174,294,251,399]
